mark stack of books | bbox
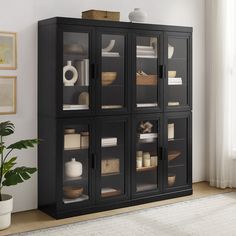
[102,52,120,57]
[101,137,117,147]
[136,45,157,58]
[168,77,183,85]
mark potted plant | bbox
[0,121,38,230]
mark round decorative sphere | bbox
[128,8,147,23]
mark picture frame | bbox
[0,76,16,114]
[0,32,17,70]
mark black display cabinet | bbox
[38,17,192,219]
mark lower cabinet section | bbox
[38,112,192,219]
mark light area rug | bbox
[15,192,236,236]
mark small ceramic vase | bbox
[151,156,158,167]
[65,158,83,178]
[128,8,147,23]
[78,92,89,105]
[63,61,78,86]
[136,156,143,168]
[143,152,151,167]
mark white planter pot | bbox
[0,194,13,230]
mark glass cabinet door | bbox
[99,32,128,112]
[62,30,93,113]
[133,115,161,196]
[165,33,191,110]
[61,121,93,206]
[165,113,191,190]
[135,33,162,111]
[97,117,129,201]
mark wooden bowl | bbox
[168,174,176,187]
[63,186,83,199]
[168,71,176,78]
[102,72,117,86]
[168,150,181,161]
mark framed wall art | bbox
[0,76,16,114]
[0,32,17,70]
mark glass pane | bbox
[100,121,125,198]
[136,36,159,108]
[167,118,187,188]
[135,120,159,192]
[63,32,90,111]
[63,124,90,204]
[101,34,125,109]
[167,37,188,107]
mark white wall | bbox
[0,0,206,212]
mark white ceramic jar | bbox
[136,156,143,168]
[65,158,83,178]
[143,152,151,167]
[63,61,78,86]
[128,8,147,23]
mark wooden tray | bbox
[101,189,121,198]
[136,75,158,85]
[136,166,158,172]
[168,150,181,161]
[82,10,120,21]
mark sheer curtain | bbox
[206,0,236,188]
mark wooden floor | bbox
[0,182,234,236]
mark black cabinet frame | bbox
[38,17,192,219]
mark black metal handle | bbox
[159,147,164,161]
[159,65,166,79]
[91,63,96,79]
[91,153,96,169]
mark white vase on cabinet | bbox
[128,8,147,23]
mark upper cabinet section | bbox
[38,18,192,118]
[96,29,130,114]
[59,26,95,117]
[63,31,91,112]
[134,32,163,113]
[164,32,192,111]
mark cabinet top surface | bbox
[38,17,192,33]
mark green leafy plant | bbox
[0,121,39,201]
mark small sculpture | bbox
[139,121,153,133]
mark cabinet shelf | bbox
[137,55,157,59]
[64,176,87,183]
[101,188,121,198]
[136,166,157,172]
[168,164,185,168]
[168,138,185,142]
[63,194,89,204]
[101,172,121,177]
[64,147,89,151]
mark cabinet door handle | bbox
[91,153,96,169]
[159,147,163,161]
[159,65,166,79]
[91,63,96,79]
